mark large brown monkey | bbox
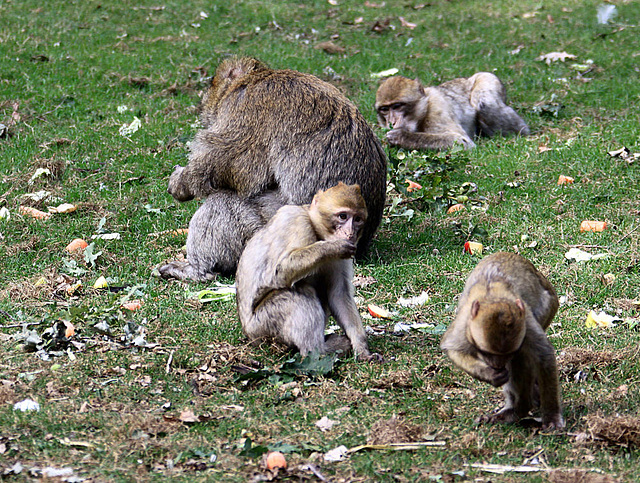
[236,183,381,361]
[441,252,564,429]
[375,73,530,151]
[159,57,387,281]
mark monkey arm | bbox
[325,262,371,358]
[527,325,564,428]
[444,348,509,387]
[387,129,475,150]
[273,239,352,288]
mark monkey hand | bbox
[328,239,357,259]
[386,128,406,146]
[486,366,509,387]
[167,165,195,202]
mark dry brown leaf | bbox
[314,41,345,54]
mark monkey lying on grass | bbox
[159,57,387,282]
[375,73,529,151]
[441,252,564,429]
[236,183,382,362]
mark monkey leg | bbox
[479,351,534,425]
[159,190,267,281]
[244,285,329,356]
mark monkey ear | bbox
[515,299,525,315]
[471,300,480,318]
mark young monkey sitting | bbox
[441,252,564,429]
[235,183,381,362]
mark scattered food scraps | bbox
[370,68,399,78]
[324,445,349,462]
[564,247,608,262]
[397,291,430,307]
[536,51,577,65]
[93,276,108,289]
[447,203,466,214]
[315,416,340,432]
[48,203,76,214]
[585,310,621,329]
[404,179,422,192]
[266,451,287,470]
[464,241,483,255]
[122,300,143,311]
[557,175,574,185]
[19,206,51,220]
[66,238,89,253]
[580,220,607,232]
[368,304,393,319]
[13,398,40,412]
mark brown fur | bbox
[236,183,381,361]
[441,252,563,429]
[375,73,529,151]
[161,57,387,281]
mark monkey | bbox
[235,183,381,362]
[375,73,530,151]
[440,252,564,429]
[159,57,387,281]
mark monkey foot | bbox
[476,408,519,425]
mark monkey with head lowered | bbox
[440,252,564,429]
[159,57,387,282]
[375,73,530,151]
[236,183,381,362]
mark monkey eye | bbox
[378,106,389,113]
[338,213,348,221]
[354,216,362,223]
[391,102,405,110]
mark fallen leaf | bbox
[399,17,417,29]
[315,41,345,54]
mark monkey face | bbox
[375,76,425,129]
[331,209,366,244]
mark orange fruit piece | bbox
[580,220,607,232]
[266,451,287,470]
[66,238,89,252]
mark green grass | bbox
[1,0,639,481]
